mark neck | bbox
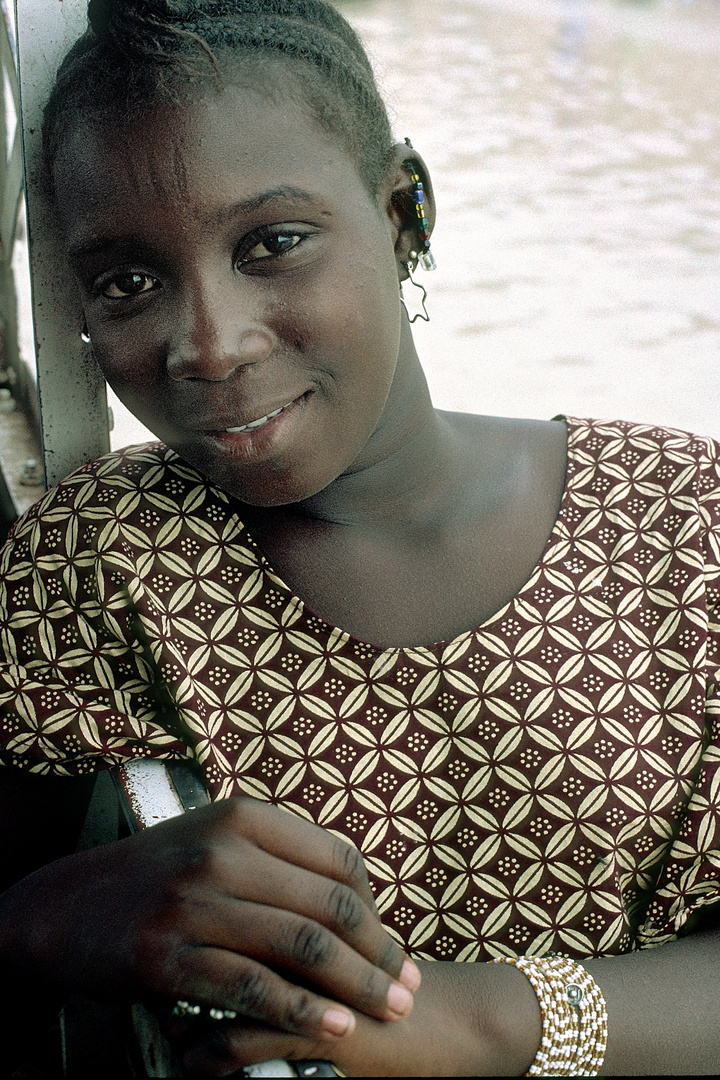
[290,321,457,530]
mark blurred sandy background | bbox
[16,0,718,445]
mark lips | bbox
[195,394,306,436]
[224,398,297,433]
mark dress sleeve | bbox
[0,472,190,776]
[636,433,720,945]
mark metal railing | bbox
[14,0,110,491]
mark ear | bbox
[383,143,437,283]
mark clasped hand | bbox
[1,798,420,1073]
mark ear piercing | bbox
[399,140,435,321]
[400,265,430,323]
[80,322,91,344]
[403,139,437,272]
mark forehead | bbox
[52,78,373,243]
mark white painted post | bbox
[14,0,109,488]
[1,6,34,428]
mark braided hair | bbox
[43,0,395,194]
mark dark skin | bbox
[53,78,568,650]
[1,68,719,1076]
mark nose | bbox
[166,282,275,381]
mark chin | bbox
[202,458,334,509]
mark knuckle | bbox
[359,965,388,1011]
[173,840,230,892]
[334,837,365,887]
[378,937,404,977]
[280,988,317,1034]
[289,920,333,969]
[230,967,270,1016]
[136,935,186,997]
[218,796,268,846]
[326,881,365,935]
[215,795,252,831]
[177,812,252,881]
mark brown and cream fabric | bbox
[1,417,720,962]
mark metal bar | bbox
[113,759,210,832]
[1,130,22,260]
[0,17,28,415]
[113,759,186,833]
[0,21,8,235]
[14,0,109,489]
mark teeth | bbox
[225,401,292,434]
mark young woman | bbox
[1,0,719,1075]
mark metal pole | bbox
[14,0,109,489]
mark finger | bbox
[181,1021,323,1078]
[213,845,411,984]
[191,900,416,1021]
[213,800,420,990]
[223,799,376,909]
[171,946,357,1040]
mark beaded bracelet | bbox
[492,954,608,1077]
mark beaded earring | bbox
[403,139,437,272]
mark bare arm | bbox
[586,918,720,1075]
[181,915,720,1076]
[4,768,717,1077]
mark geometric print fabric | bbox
[1,417,720,964]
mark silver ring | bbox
[172,1000,237,1021]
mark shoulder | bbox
[564,415,719,460]
[6,442,170,529]
[440,412,568,488]
[557,420,720,571]
[562,416,720,494]
[0,442,241,566]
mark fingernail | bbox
[322,1007,355,1037]
[387,981,414,1017]
[399,958,422,992]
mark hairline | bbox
[45,46,396,204]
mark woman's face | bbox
[53,79,406,506]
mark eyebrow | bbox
[214,185,326,222]
[67,185,327,262]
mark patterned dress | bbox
[1,417,719,963]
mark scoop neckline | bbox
[235,415,579,657]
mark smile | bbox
[224,399,298,433]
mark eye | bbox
[102,273,159,299]
[237,231,304,267]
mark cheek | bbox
[89,314,164,386]
[91,334,172,438]
[284,252,401,384]
[344,278,403,403]
[95,356,149,396]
